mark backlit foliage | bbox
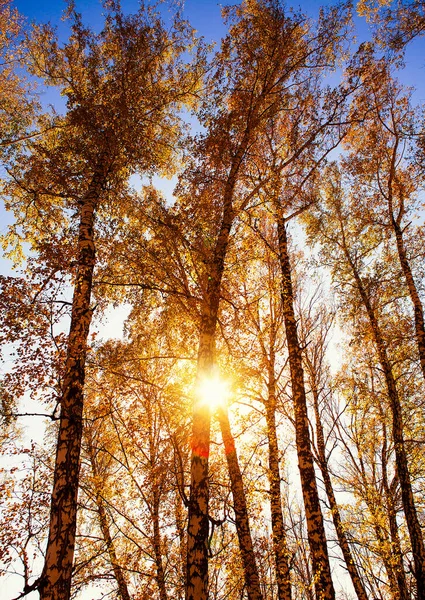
[1,1,425,600]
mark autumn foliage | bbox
[1,1,425,600]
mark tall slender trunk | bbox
[276,215,335,600]
[186,327,213,600]
[392,218,425,383]
[380,414,409,600]
[217,406,263,600]
[186,141,245,600]
[186,194,235,600]
[40,165,107,600]
[265,355,292,600]
[87,443,131,600]
[309,377,368,600]
[145,397,168,600]
[340,227,425,600]
[152,486,168,600]
[175,490,187,598]
[387,138,425,384]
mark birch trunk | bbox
[152,486,168,600]
[380,416,409,600]
[40,165,107,600]
[392,218,425,383]
[217,406,263,600]
[186,141,245,600]
[276,215,335,600]
[175,490,187,597]
[341,231,425,600]
[186,196,235,600]
[387,137,425,384]
[265,357,292,600]
[87,443,131,600]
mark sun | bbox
[197,374,230,411]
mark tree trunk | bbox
[380,415,409,600]
[276,215,336,600]
[386,136,425,385]
[175,490,187,598]
[392,218,425,383]
[342,231,425,600]
[40,166,106,600]
[87,443,131,600]
[152,486,168,600]
[186,140,245,600]
[186,340,213,600]
[186,192,236,600]
[217,406,263,600]
[265,357,292,600]
[309,378,368,600]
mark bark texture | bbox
[265,356,292,600]
[218,407,263,600]
[277,216,335,600]
[341,227,425,600]
[39,166,106,600]
[309,376,368,600]
[87,443,131,600]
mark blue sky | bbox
[2,0,423,273]
[10,0,425,102]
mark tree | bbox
[2,4,201,598]
[299,298,369,600]
[358,0,425,52]
[226,213,293,600]
[178,2,352,596]
[307,165,425,599]
[343,58,425,384]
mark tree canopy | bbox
[1,1,425,600]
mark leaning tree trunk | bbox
[309,373,368,600]
[39,165,107,600]
[217,406,263,600]
[265,353,292,600]
[392,217,425,383]
[276,214,336,600]
[343,235,425,600]
[186,182,237,600]
[87,442,131,600]
[186,138,247,600]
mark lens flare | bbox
[197,375,230,410]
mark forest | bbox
[1,0,425,599]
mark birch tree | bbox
[2,4,201,598]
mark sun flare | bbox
[197,375,230,410]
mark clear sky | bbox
[8,0,425,125]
